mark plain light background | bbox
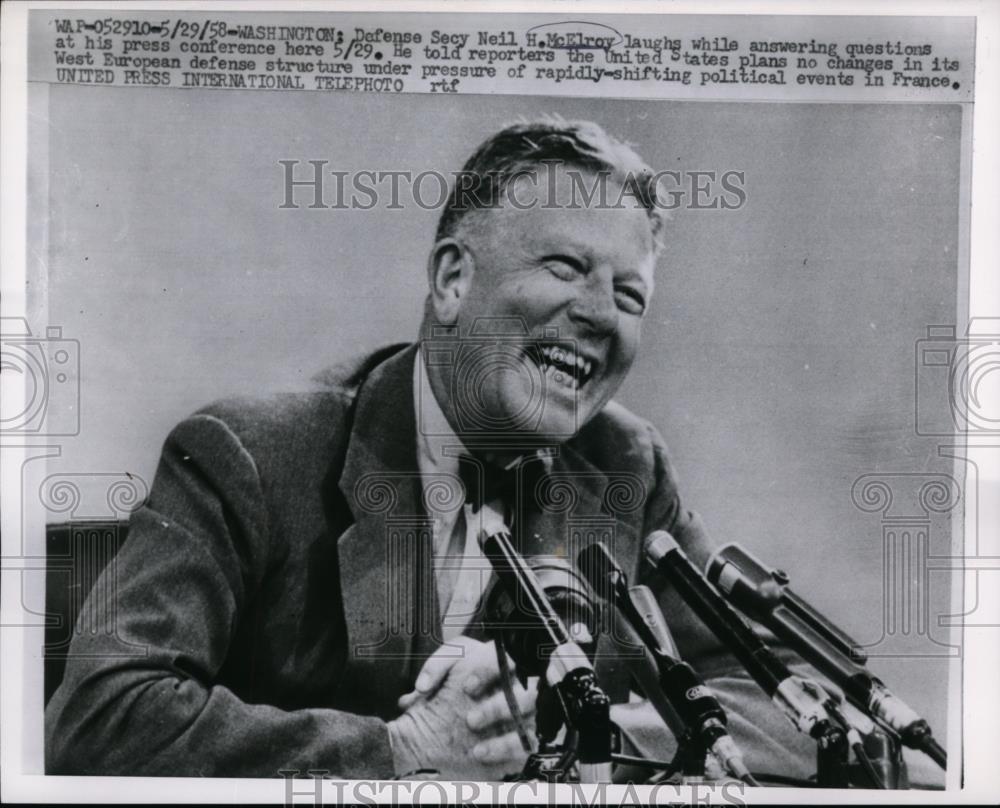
[41,87,961,738]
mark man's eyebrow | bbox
[529,235,593,259]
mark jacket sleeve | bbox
[45,413,395,778]
[634,421,728,665]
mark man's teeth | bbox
[538,345,593,388]
[543,363,578,389]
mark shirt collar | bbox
[414,349,558,484]
[414,350,465,482]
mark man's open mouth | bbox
[524,342,596,391]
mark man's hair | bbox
[435,117,666,248]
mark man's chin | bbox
[450,395,580,445]
[508,395,591,444]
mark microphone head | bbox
[705,547,728,587]
[708,543,772,590]
[484,555,599,676]
[643,530,680,566]
[477,507,509,545]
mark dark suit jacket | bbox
[45,343,819,778]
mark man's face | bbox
[437,165,657,441]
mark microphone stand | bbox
[815,715,850,787]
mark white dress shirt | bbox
[414,354,505,641]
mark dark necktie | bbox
[457,456,518,518]
[437,457,523,636]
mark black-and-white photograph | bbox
[2,3,996,805]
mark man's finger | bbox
[412,637,477,696]
[471,730,530,764]
[397,689,420,710]
[467,681,537,731]
[461,648,518,698]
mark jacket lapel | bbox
[334,344,440,718]
[518,442,640,564]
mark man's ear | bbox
[426,238,473,325]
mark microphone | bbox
[479,527,612,781]
[577,542,753,783]
[642,531,846,749]
[480,528,591,682]
[590,588,689,741]
[485,557,599,678]
[628,585,680,659]
[707,543,947,770]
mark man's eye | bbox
[615,287,646,315]
[543,255,585,279]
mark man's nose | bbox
[568,275,618,337]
